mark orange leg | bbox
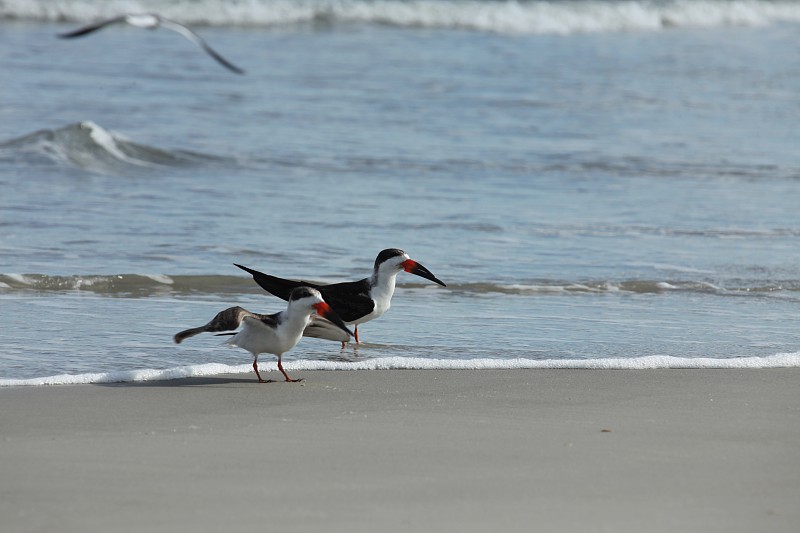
[342,325,361,349]
[253,359,271,383]
[277,356,303,383]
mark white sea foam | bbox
[144,274,175,285]
[4,0,800,34]
[2,352,798,387]
[83,121,129,160]
[5,273,33,285]
[81,121,153,167]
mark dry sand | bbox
[1,368,799,533]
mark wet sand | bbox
[1,368,798,532]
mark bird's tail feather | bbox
[174,327,207,344]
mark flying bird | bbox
[58,13,245,75]
[236,248,446,346]
[174,287,353,383]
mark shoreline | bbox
[3,351,800,387]
[2,368,799,532]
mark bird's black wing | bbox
[235,264,374,323]
[254,311,281,329]
[58,16,126,38]
[316,280,375,323]
[235,264,323,301]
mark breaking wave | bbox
[2,352,799,386]
[2,273,799,297]
[4,0,800,35]
[0,273,252,296]
[0,121,219,173]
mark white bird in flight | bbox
[58,13,245,75]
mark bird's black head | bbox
[371,248,446,286]
[289,286,317,302]
[374,248,406,269]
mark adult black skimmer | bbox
[58,13,245,75]
[174,287,353,382]
[236,248,446,346]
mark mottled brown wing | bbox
[174,306,277,344]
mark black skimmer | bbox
[174,287,353,382]
[236,248,446,346]
[58,13,245,75]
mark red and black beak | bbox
[313,302,356,338]
[402,259,446,287]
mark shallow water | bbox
[1,1,800,384]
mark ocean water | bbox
[1,0,800,385]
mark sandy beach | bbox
[1,368,798,533]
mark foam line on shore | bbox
[2,352,798,387]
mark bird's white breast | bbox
[355,273,397,325]
[229,314,310,355]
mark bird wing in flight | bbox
[159,18,246,74]
[58,16,128,38]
